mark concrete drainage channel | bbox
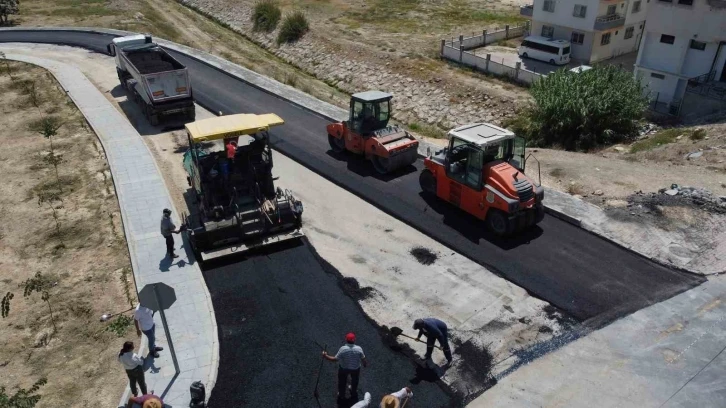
[0,29,712,406]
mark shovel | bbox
[390,327,442,350]
[313,343,327,405]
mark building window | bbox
[678,0,693,4]
[658,0,673,3]
[543,0,555,12]
[651,73,665,79]
[660,34,675,44]
[607,4,617,14]
[633,0,642,12]
[690,40,707,50]
[625,27,634,39]
[573,4,587,17]
[571,31,585,44]
[541,25,555,38]
[601,33,611,45]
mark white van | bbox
[518,36,571,65]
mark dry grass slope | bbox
[0,61,133,408]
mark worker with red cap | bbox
[323,332,368,400]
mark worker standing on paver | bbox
[322,332,368,400]
[413,318,453,363]
[380,387,413,408]
[160,208,180,259]
[134,303,163,359]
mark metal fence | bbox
[439,23,543,85]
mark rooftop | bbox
[185,113,284,143]
[448,123,515,146]
[352,90,393,102]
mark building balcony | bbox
[594,13,625,30]
[520,5,534,17]
[707,0,726,8]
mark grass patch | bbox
[342,0,524,34]
[252,0,282,32]
[549,167,565,178]
[630,127,705,153]
[138,1,183,42]
[277,11,310,44]
[408,122,446,139]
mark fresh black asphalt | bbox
[202,241,453,407]
[0,30,705,323]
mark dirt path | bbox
[0,61,132,408]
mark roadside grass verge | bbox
[630,128,706,153]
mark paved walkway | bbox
[0,51,219,407]
[470,274,726,407]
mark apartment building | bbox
[634,0,726,112]
[520,0,647,63]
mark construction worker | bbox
[225,140,237,160]
[126,393,163,408]
[160,208,180,258]
[322,332,368,399]
[350,392,372,408]
[380,387,413,408]
[413,318,453,363]
[118,341,147,397]
[134,303,163,359]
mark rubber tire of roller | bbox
[328,134,346,153]
[486,209,513,237]
[419,169,437,195]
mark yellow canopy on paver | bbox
[185,113,284,143]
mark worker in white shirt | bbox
[134,303,163,358]
[118,341,147,396]
[380,387,413,408]
[350,392,372,408]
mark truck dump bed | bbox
[124,45,184,74]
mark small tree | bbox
[251,0,281,32]
[37,190,63,240]
[510,65,649,151]
[23,272,58,334]
[0,0,20,26]
[36,116,64,194]
[1,292,13,318]
[0,50,14,79]
[0,378,47,408]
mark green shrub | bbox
[689,128,706,141]
[277,11,309,44]
[512,65,649,151]
[251,0,281,32]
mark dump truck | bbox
[419,123,544,236]
[181,113,304,262]
[326,91,419,174]
[107,34,195,125]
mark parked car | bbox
[570,65,593,73]
[518,36,571,66]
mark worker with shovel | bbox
[413,318,453,363]
[381,387,413,408]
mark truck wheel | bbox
[486,209,513,237]
[187,109,196,121]
[328,134,346,153]
[419,169,437,195]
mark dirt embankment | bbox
[0,62,133,407]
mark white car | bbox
[570,65,592,73]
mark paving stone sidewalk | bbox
[0,51,219,407]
